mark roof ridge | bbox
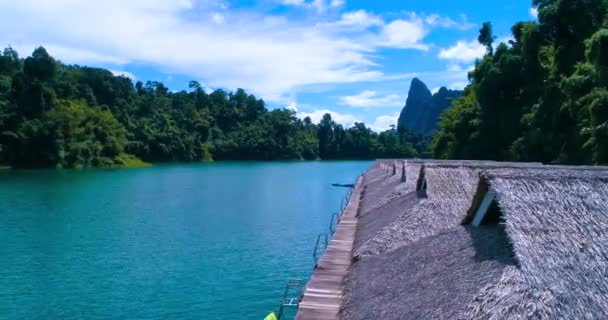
[482,173,608,182]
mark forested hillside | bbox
[0,47,426,168]
[432,0,608,165]
[8,0,601,169]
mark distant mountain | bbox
[397,78,462,134]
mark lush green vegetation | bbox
[11,0,602,168]
[0,47,426,168]
[432,0,608,165]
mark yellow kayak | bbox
[264,312,278,320]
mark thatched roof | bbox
[355,163,482,258]
[403,160,421,192]
[359,161,411,214]
[355,192,420,251]
[342,159,608,319]
[463,170,608,318]
[356,160,557,258]
[342,225,516,320]
[352,160,422,253]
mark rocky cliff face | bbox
[397,78,462,134]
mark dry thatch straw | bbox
[462,170,608,319]
[359,161,411,214]
[342,224,517,320]
[356,160,548,259]
[403,160,422,192]
[344,160,608,319]
[355,163,483,259]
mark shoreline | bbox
[2,159,377,171]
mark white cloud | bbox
[335,10,383,29]
[282,0,305,5]
[281,0,341,12]
[177,0,194,10]
[212,12,225,24]
[380,16,429,50]
[316,10,430,52]
[340,90,403,108]
[424,13,474,30]
[446,63,464,72]
[286,102,298,111]
[109,69,136,79]
[370,113,399,132]
[297,109,361,127]
[203,86,215,93]
[449,81,469,90]
[321,12,464,51]
[415,63,474,92]
[530,7,538,19]
[0,1,465,103]
[330,0,345,7]
[1,0,392,102]
[439,39,485,62]
[13,43,128,65]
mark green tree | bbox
[434,0,608,165]
[0,46,427,167]
[478,22,496,55]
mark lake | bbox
[0,161,371,319]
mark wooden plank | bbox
[295,176,364,320]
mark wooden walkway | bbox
[295,176,364,320]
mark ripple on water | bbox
[0,161,371,319]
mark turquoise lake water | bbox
[0,161,371,319]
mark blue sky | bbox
[1,0,537,130]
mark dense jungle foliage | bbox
[432,0,608,165]
[0,47,425,168]
[5,0,603,168]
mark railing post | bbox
[313,233,329,265]
[329,212,340,235]
[277,278,303,320]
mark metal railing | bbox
[329,212,340,235]
[312,233,329,266]
[342,188,353,212]
[273,176,362,319]
[277,278,303,320]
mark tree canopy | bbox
[432,0,608,165]
[0,47,424,168]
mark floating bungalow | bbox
[295,159,608,320]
